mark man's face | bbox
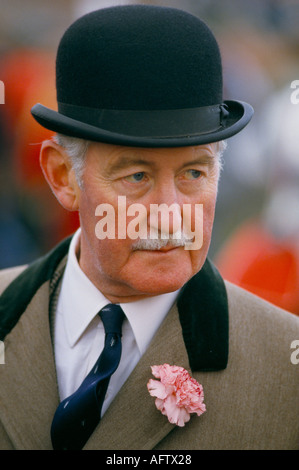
[76,141,220,302]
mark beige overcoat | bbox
[0,254,298,450]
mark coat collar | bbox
[0,235,229,371]
[177,260,229,371]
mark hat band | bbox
[58,102,228,138]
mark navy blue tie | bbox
[51,304,125,450]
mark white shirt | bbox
[54,229,179,416]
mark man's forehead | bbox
[88,141,218,170]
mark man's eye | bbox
[125,172,145,183]
[185,169,202,180]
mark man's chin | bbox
[126,271,195,297]
[120,251,206,296]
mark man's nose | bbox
[147,182,183,236]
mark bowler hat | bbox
[31,5,253,147]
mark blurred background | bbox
[0,0,298,315]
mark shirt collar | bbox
[121,291,179,356]
[57,228,179,351]
[57,229,109,347]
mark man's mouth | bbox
[132,240,186,252]
[131,232,194,252]
[133,243,184,254]
[153,245,180,252]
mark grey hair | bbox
[53,134,89,188]
[54,133,227,187]
[215,139,227,174]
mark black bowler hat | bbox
[31,5,253,147]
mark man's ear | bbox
[40,139,80,211]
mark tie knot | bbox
[99,304,125,336]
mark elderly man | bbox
[0,5,298,451]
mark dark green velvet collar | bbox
[0,236,229,371]
[177,260,229,371]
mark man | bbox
[0,5,298,450]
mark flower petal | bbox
[151,365,162,379]
[163,394,179,423]
[147,379,167,399]
[155,398,166,414]
[162,395,190,427]
[176,407,191,427]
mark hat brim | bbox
[31,99,253,148]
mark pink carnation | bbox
[147,364,206,427]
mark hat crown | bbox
[31,5,253,147]
[56,5,223,111]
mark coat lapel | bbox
[84,302,189,450]
[0,281,59,449]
